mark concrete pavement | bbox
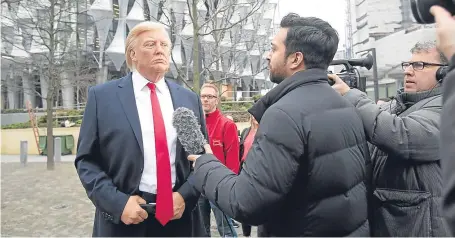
[1,154,76,163]
[1,158,257,237]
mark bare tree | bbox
[1,0,95,170]
[156,0,275,94]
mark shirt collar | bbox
[206,108,221,118]
[132,71,167,94]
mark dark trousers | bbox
[257,225,268,237]
[93,192,192,237]
[93,214,192,237]
[197,196,237,237]
[242,223,252,236]
[143,213,192,237]
[141,191,192,237]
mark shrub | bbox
[1,122,31,129]
[2,109,84,129]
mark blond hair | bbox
[200,83,219,96]
[125,21,172,70]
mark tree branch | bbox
[198,0,265,36]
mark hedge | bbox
[2,95,262,129]
[2,109,84,129]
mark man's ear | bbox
[130,49,136,62]
[289,52,304,70]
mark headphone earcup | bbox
[436,66,448,82]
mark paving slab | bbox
[1,161,257,237]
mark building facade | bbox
[1,0,278,110]
[349,0,437,99]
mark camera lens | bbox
[411,0,455,24]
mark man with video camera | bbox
[431,4,455,235]
[329,7,451,236]
[186,13,372,237]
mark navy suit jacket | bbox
[75,73,207,236]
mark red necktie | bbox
[147,83,173,226]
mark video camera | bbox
[328,54,374,92]
[411,0,455,24]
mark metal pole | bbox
[20,141,28,167]
[372,48,379,102]
[233,79,237,101]
[355,48,380,101]
[54,137,61,162]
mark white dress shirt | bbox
[132,71,177,194]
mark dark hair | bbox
[280,13,339,70]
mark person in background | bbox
[330,39,450,236]
[430,5,455,235]
[224,113,241,229]
[197,83,240,237]
[187,13,371,236]
[238,112,259,237]
[238,97,261,171]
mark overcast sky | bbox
[276,0,347,47]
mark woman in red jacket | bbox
[238,113,259,237]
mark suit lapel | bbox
[117,73,144,156]
[166,80,186,182]
[166,79,184,110]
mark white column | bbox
[22,70,35,108]
[1,67,9,109]
[40,73,48,109]
[61,72,74,109]
[6,68,18,109]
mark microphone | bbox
[172,107,207,154]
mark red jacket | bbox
[205,109,240,174]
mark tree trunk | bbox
[191,0,200,94]
[47,0,56,170]
[46,93,54,170]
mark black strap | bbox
[140,191,157,203]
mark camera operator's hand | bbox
[328,74,350,95]
[430,6,455,60]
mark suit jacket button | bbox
[140,168,143,172]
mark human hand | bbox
[328,74,350,95]
[120,195,148,225]
[430,6,455,60]
[171,192,185,220]
[187,144,213,164]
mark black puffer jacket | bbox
[442,54,455,235]
[190,69,371,236]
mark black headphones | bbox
[436,66,449,82]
